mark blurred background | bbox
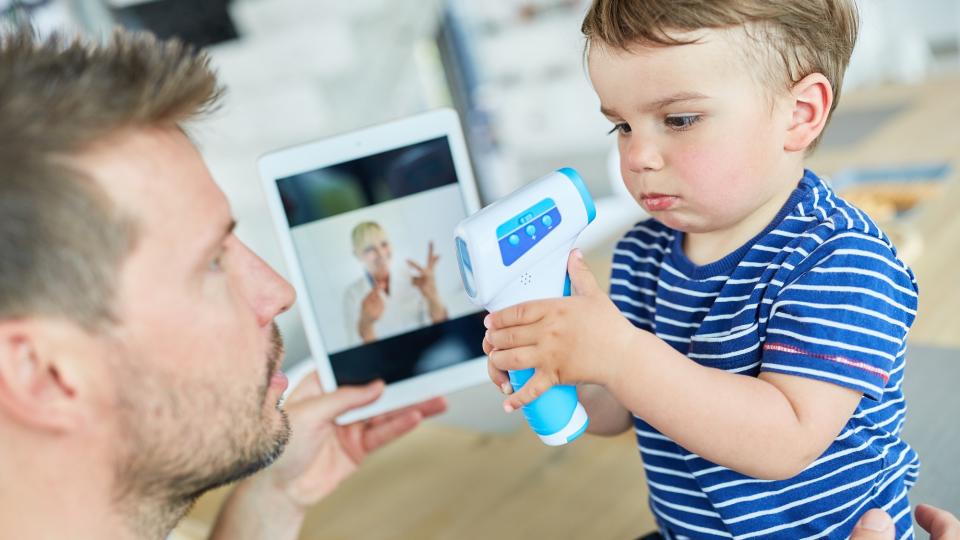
[3,0,958,538]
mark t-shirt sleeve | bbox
[761,232,918,400]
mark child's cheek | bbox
[677,144,740,200]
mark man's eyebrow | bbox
[200,219,237,261]
[600,92,711,117]
[221,219,237,242]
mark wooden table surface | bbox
[174,426,652,540]
[175,76,960,539]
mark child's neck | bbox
[683,166,804,267]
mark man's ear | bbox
[0,320,85,433]
[784,73,834,153]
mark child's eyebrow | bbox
[600,91,710,117]
[648,91,710,109]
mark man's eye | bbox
[665,114,702,130]
[607,122,632,135]
[208,254,224,272]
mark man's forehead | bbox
[73,127,232,243]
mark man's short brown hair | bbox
[581,0,859,146]
[0,27,223,330]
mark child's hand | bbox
[484,249,638,412]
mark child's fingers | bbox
[484,300,549,330]
[487,361,513,395]
[482,333,494,355]
[488,346,537,372]
[503,372,554,412]
[567,249,602,297]
[486,324,541,350]
[483,336,514,393]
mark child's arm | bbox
[605,335,862,480]
[579,384,633,436]
[485,251,864,480]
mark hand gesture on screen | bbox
[358,284,385,342]
[408,241,440,302]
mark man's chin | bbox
[189,409,291,499]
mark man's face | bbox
[75,127,297,503]
[588,28,795,235]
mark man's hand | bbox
[209,373,447,540]
[849,505,960,540]
[267,373,447,507]
[483,250,636,412]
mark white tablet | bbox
[259,108,488,423]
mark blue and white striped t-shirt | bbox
[609,170,919,539]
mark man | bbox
[850,506,960,540]
[0,27,445,539]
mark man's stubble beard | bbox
[110,323,292,538]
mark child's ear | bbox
[784,73,833,152]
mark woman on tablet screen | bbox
[344,221,448,345]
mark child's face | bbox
[589,28,796,235]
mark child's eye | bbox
[665,114,702,131]
[607,122,632,135]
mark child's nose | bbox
[623,137,665,172]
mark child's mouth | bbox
[640,194,678,212]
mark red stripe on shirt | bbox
[764,342,890,382]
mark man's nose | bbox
[239,243,296,327]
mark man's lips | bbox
[269,370,289,392]
[640,193,679,211]
[265,323,287,393]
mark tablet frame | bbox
[259,108,486,424]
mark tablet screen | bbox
[276,135,486,385]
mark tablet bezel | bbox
[259,108,486,424]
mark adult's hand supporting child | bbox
[848,505,960,540]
